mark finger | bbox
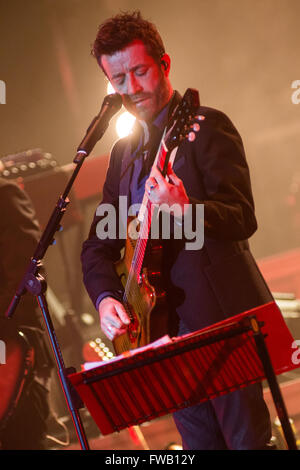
[114,303,131,325]
[103,323,114,340]
[105,324,127,341]
[167,163,181,186]
[108,310,127,329]
[102,307,123,329]
[100,298,130,328]
[151,165,167,187]
[146,176,158,191]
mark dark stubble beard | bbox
[150,72,172,123]
[125,71,171,123]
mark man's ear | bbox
[160,53,171,76]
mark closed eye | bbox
[113,76,125,86]
[135,67,148,76]
[111,65,149,87]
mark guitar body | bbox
[113,220,169,355]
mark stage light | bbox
[106,81,136,138]
[116,111,136,138]
[107,81,115,95]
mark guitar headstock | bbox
[166,88,201,151]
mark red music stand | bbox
[68,302,300,450]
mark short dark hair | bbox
[92,11,165,68]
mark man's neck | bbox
[138,91,175,145]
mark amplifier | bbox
[0,148,58,179]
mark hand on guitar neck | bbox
[98,296,130,342]
[145,163,189,218]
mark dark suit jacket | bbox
[81,100,273,334]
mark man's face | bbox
[101,40,172,122]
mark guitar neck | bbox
[123,88,201,297]
[124,136,169,295]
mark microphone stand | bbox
[5,93,122,450]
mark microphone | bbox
[76,93,122,158]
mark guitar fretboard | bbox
[124,139,168,297]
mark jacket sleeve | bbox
[80,141,126,308]
[188,108,257,241]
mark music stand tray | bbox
[68,301,300,450]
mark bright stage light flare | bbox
[106,81,136,137]
[116,111,136,138]
[107,81,115,95]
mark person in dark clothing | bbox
[0,177,52,450]
[81,11,274,449]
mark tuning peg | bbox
[188,131,196,142]
[196,115,206,121]
[190,122,200,132]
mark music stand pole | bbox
[249,316,298,450]
[37,292,89,450]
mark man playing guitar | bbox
[81,11,274,450]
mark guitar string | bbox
[124,165,160,295]
[123,140,166,303]
[123,133,169,309]
[116,168,163,352]
[119,172,162,350]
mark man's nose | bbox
[126,73,142,95]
